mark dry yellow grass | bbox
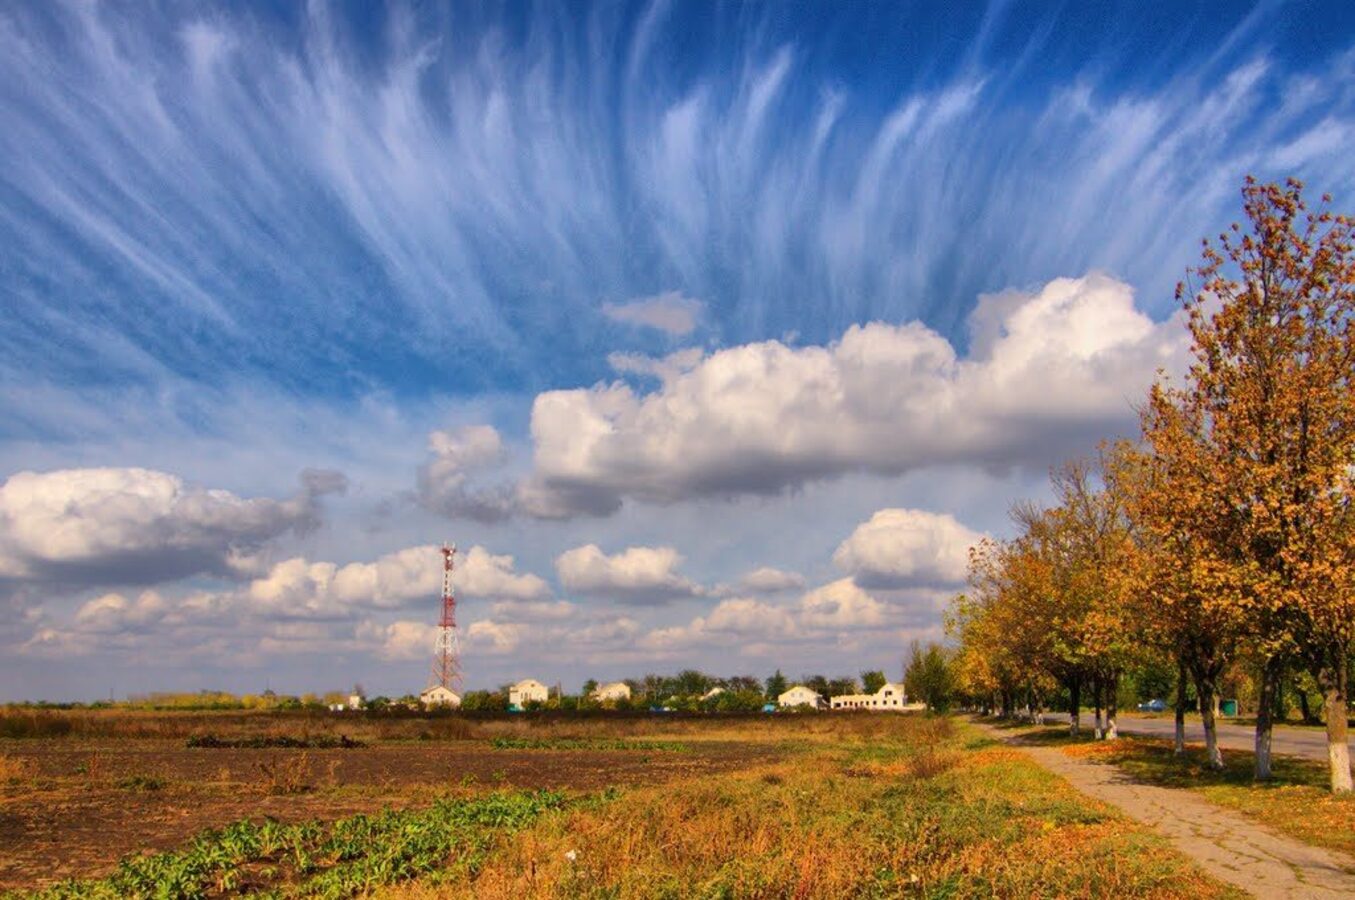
[380,721,1241,900]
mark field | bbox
[0,708,1240,898]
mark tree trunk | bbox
[1254,657,1282,781]
[1318,656,1353,794]
[1105,672,1119,740]
[1297,682,1317,725]
[1196,674,1224,769]
[1069,676,1081,737]
[1093,677,1104,740]
[1174,661,1187,755]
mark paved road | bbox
[1108,714,1344,762]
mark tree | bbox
[827,676,859,697]
[764,670,788,701]
[802,675,830,697]
[1146,179,1355,790]
[861,670,887,694]
[904,641,955,712]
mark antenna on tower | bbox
[429,543,462,693]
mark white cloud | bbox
[0,467,344,587]
[602,290,704,336]
[555,544,704,604]
[520,274,1189,517]
[833,508,984,588]
[797,578,888,629]
[726,566,805,594]
[415,425,517,522]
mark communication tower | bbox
[429,543,462,691]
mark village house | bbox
[419,685,461,708]
[777,685,826,710]
[591,681,631,703]
[829,682,907,711]
[701,686,725,701]
[509,678,550,708]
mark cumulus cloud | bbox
[0,467,344,588]
[602,291,705,336]
[415,425,517,522]
[797,578,888,629]
[520,274,1188,517]
[833,508,984,589]
[726,566,805,594]
[244,543,550,619]
[555,544,705,605]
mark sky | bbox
[3,1,1355,701]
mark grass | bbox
[381,718,1238,899]
[3,714,1247,898]
[489,737,689,752]
[1054,733,1355,859]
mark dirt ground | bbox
[0,736,776,890]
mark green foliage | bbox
[905,641,956,712]
[27,789,567,899]
[763,669,788,701]
[861,670,887,694]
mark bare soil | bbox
[0,738,773,890]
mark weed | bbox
[258,752,312,795]
[116,774,165,792]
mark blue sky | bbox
[2,1,1354,701]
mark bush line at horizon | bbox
[946,177,1355,794]
[4,669,891,714]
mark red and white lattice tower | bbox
[429,543,462,691]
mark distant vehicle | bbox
[1137,698,1167,713]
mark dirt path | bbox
[973,722,1355,899]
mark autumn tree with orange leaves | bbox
[1141,178,1355,790]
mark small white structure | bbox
[420,685,462,708]
[509,678,550,708]
[346,691,366,711]
[591,681,632,703]
[830,682,908,711]
[701,686,725,701]
[778,685,825,709]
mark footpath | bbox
[971,720,1355,899]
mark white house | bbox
[420,685,462,708]
[509,678,550,708]
[777,685,825,709]
[701,686,725,701]
[830,682,908,711]
[591,681,632,703]
[346,690,365,711]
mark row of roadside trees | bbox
[949,178,1355,792]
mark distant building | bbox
[347,690,366,710]
[777,685,825,710]
[420,685,462,708]
[591,681,632,703]
[701,686,725,701]
[509,678,550,708]
[830,682,907,711]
